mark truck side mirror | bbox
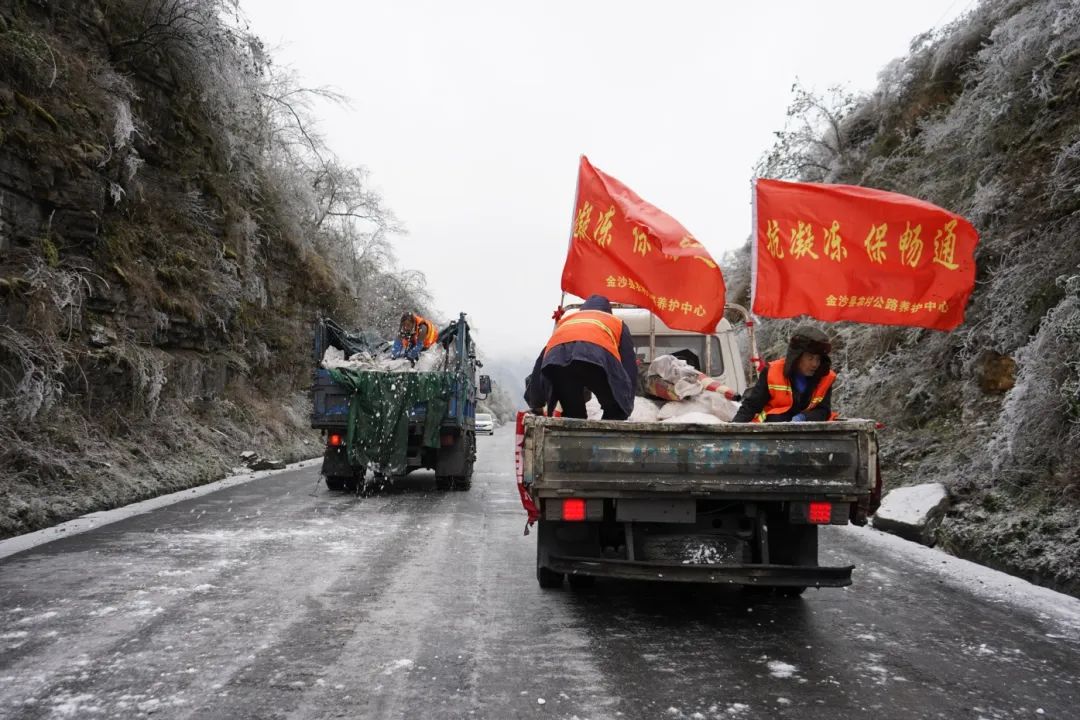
[478,375,492,395]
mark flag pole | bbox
[555,155,584,325]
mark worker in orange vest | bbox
[733,325,837,423]
[391,312,438,362]
[524,294,636,420]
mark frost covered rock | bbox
[239,450,285,471]
[248,457,286,471]
[872,482,950,546]
[88,323,117,348]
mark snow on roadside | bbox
[839,525,1080,635]
[0,458,323,561]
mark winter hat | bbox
[789,325,832,356]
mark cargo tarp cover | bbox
[328,368,456,473]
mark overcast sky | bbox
[241,0,973,362]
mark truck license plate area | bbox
[615,499,695,523]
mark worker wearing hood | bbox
[733,325,837,423]
[524,294,636,420]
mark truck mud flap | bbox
[547,555,854,587]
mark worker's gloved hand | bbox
[405,345,421,362]
[791,413,807,422]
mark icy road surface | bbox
[1,428,1078,720]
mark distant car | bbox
[475,413,495,435]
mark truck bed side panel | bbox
[526,419,874,497]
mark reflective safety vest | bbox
[411,315,438,349]
[544,310,623,361]
[752,359,836,423]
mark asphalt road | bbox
[1,428,1077,720]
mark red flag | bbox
[560,156,726,334]
[753,178,978,331]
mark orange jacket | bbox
[407,314,438,349]
[544,310,623,361]
[752,359,836,423]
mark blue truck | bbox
[311,313,491,492]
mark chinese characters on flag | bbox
[753,178,979,330]
[560,156,726,334]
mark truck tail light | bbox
[808,501,832,524]
[441,433,456,447]
[562,498,586,521]
[328,433,344,447]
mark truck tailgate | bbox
[524,417,876,498]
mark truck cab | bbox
[615,308,749,395]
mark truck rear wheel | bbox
[325,467,364,492]
[453,432,475,491]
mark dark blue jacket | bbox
[524,295,637,416]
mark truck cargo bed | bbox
[523,416,877,499]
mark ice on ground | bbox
[382,659,414,674]
[840,525,1080,637]
[767,661,798,678]
[17,611,58,625]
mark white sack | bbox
[628,397,661,423]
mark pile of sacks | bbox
[321,344,448,373]
[586,354,740,424]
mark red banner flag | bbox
[753,178,978,330]
[560,156,726,333]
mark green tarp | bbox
[328,368,456,474]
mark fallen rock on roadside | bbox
[872,482,950,546]
[239,451,286,472]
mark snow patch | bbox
[767,661,798,678]
[17,611,58,625]
[839,525,1080,637]
[51,693,99,717]
[875,483,949,526]
[382,659,414,675]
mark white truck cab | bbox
[614,308,750,396]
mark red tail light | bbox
[562,498,586,521]
[808,501,832,524]
[328,433,344,447]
